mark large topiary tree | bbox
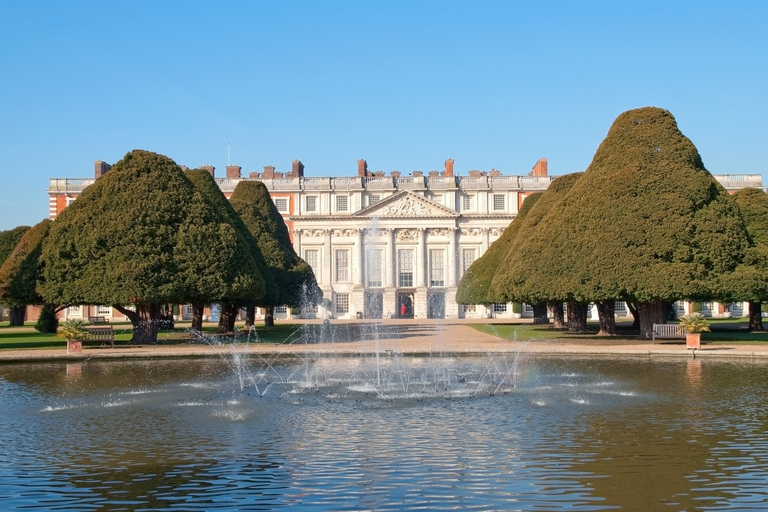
[0,220,58,331]
[493,107,750,339]
[489,173,584,329]
[455,192,541,306]
[729,188,768,330]
[229,181,320,327]
[40,150,267,344]
[0,225,32,325]
[185,169,278,332]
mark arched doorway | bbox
[397,292,414,318]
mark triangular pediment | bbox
[354,190,459,218]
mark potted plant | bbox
[512,302,522,319]
[678,312,710,349]
[58,319,89,354]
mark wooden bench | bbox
[82,326,115,348]
[88,316,109,325]
[652,323,686,343]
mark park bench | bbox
[67,326,116,354]
[652,323,686,343]
[88,316,109,325]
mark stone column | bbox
[448,227,458,287]
[323,229,333,287]
[481,227,490,253]
[292,229,302,257]
[385,228,394,287]
[417,228,427,287]
[353,229,364,287]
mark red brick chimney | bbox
[291,160,304,178]
[94,160,112,179]
[531,157,548,176]
[444,158,454,177]
[358,159,368,177]
[226,165,242,178]
[262,165,275,179]
[200,164,215,177]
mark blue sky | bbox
[1,0,766,230]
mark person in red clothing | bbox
[401,303,406,318]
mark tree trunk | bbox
[114,303,160,345]
[532,302,549,324]
[595,300,616,336]
[749,301,764,331]
[217,302,239,334]
[637,300,667,339]
[566,301,588,333]
[244,305,256,328]
[190,303,204,332]
[548,301,565,329]
[264,305,275,327]
[627,301,640,331]
[9,306,26,326]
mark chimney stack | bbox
[94,160,112,179]
[291,159,304,178]
[444,158,454,177]
[357,159,368,177]
[200,164,215,177]
[262,165,275,179]
[531,157,548,176]
[226,165,242,178]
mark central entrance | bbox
[397,292,414,318]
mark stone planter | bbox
[686,333,701,350]
[67,340,83,354]
[512,313,521,319]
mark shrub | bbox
[678,313,710,334]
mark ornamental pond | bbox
[1,349,768,511]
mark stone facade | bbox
[46,158,765,320]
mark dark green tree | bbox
[455,192,541,306]
[40,150,266,344]
[0,220,58,331]
[0,225,32,325]
[229,181,320,326]
[729,188,768,330]
[185,169,277,332]
[488,173,584,330]
[493,107,750,339]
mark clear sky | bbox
[1,0,766,231]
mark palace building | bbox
[46,158,764,322]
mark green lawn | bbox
[469,318,768,344]
[0,322,314,350]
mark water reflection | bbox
[1,357,767,510]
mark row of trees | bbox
[0,150,320,343]
[457,107,768,338]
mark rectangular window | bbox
[184,305,194,315]
[304,249,320,283]
[335,249,349,282]
[96,305,111,316]
[367,249,383,287]
[368,194,380,206]
[274,197,289,213]
[462,248,476,275]
[462,304,477,313]
[429,249,445,287]
[66,305,82,317]
[336,195,348,212]
[524,303,534,313]
[462,195,474,211]
[398,249,414,287]
[494,303,508,313]
[275,305,287,314]
[493,194,505,211]
[335,294,349,314]
[306,196,317,212]
[615,301,627,313]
